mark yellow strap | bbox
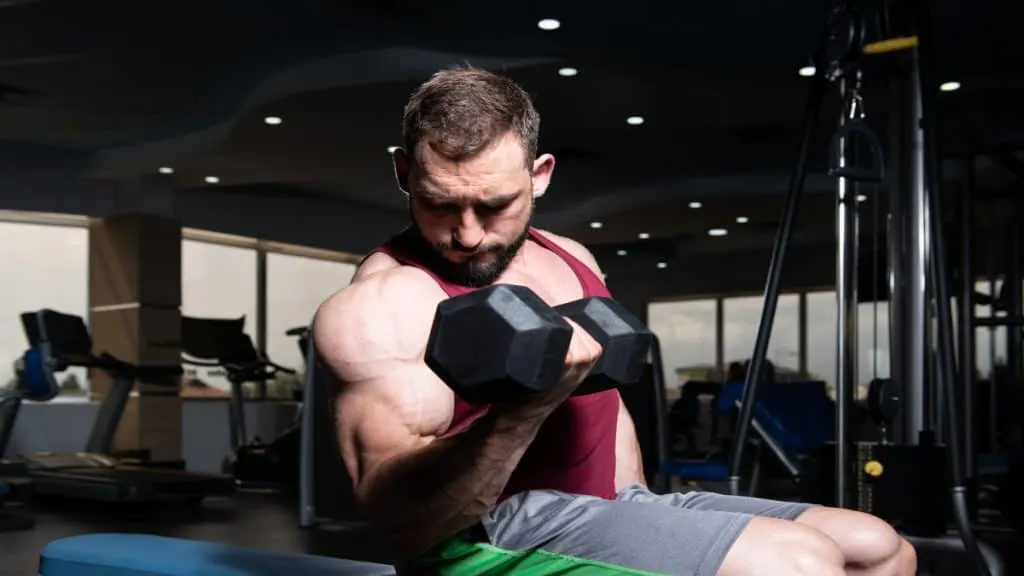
[863,36,919,55]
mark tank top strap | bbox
[369,228,609,299]
[368,229,475,298]
[527,228,611,299]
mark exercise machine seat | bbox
[662,460,728,481]
[39,533,397,576]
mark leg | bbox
[718,516,846,576]
[794,507,916,576]
[618,485,915,576]
[618,486,844,575]
[472,489,844,576]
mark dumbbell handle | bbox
[553,297,653,397]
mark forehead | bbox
[412,134,529,197]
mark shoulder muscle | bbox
[313,266,452,485]
[314,266,444,386]
[539,230,605,280]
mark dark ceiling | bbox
[0,0,1021,254]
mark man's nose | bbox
[452,210,485,250]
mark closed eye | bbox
[418,198,459,213]
[477,200,513,215]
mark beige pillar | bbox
[88,213,183,461]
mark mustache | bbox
[432,240,503,255]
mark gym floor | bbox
[0,493,395,576]
[2,493,1023,576]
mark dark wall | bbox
[0,142,845,303]
[0,144,405,255]
[606,243,839,322]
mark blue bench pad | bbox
[40,533,396,576]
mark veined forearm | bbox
[357,407,547,555]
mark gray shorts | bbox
[473,485,814,576]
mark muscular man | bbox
[315,66,917,576]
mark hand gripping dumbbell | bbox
[424,284,653,405]
[553,297,653,396]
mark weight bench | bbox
[39,533,397,576]
[663,380,832,490]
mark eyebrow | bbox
[417,187,521,206]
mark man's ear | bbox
[393,147,411,195]
[531,153,556,199]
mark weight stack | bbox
[804,441,948,537]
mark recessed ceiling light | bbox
[616,249,627,256]
[657,262,668,269]
[558,67,578,77]
[626,116,645,126]
[689,201,702,209]
[708,228,728,237]
[204,176,220,184]
[939,81,961,92]
[799,66,816,77]
[264,116,282,126]
[589,221,603,229]
[637,232,650,240]
[387,145,399,154]
[537,18,560,30]
[158,166,174,175]
[856,194,868,202]
[736,216,749,224]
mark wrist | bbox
[484,402,551,435]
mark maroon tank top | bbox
[369,227,619,500]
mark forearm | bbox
[357,407,546,555]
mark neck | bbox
[508,234,538,270]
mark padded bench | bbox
[40,533,397,576]
[662,460,729,482]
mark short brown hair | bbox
[402,66,540,167]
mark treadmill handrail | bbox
[186,354,296,382]
[181,356,222,368]
[50,352,182,380]
[265,360,296,375]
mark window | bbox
[265,252,357,397]
[181,239,258,396]
[648,299,717,396]
[0,220,89,398]
[803,292,889,400]
[857,301,890,399]
[975,279,1006,380]
[723,294,800,380]
[806,291,838,392]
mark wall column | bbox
[88,212,183,461]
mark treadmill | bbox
[0,391,33,532]
[15,309,236,504]
[181,316,298,489]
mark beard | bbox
[406,211,531,288]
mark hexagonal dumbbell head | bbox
[554,297,653,396]
[425,284,574,405]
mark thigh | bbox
[617,484,813,521]
[478,489,751,576]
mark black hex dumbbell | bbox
[554,297,653,396]
[425,284,575,405]
[425,285,653,405]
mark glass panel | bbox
[265,252,357,398]
[0,221,89,398]
[181,240,258,397]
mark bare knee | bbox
[892,539,918,576]
[796,506,909,571]
[780,527,846,576]
[844,515,904,567]
[719,518,844,576]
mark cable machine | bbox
[724,0,1002,574]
